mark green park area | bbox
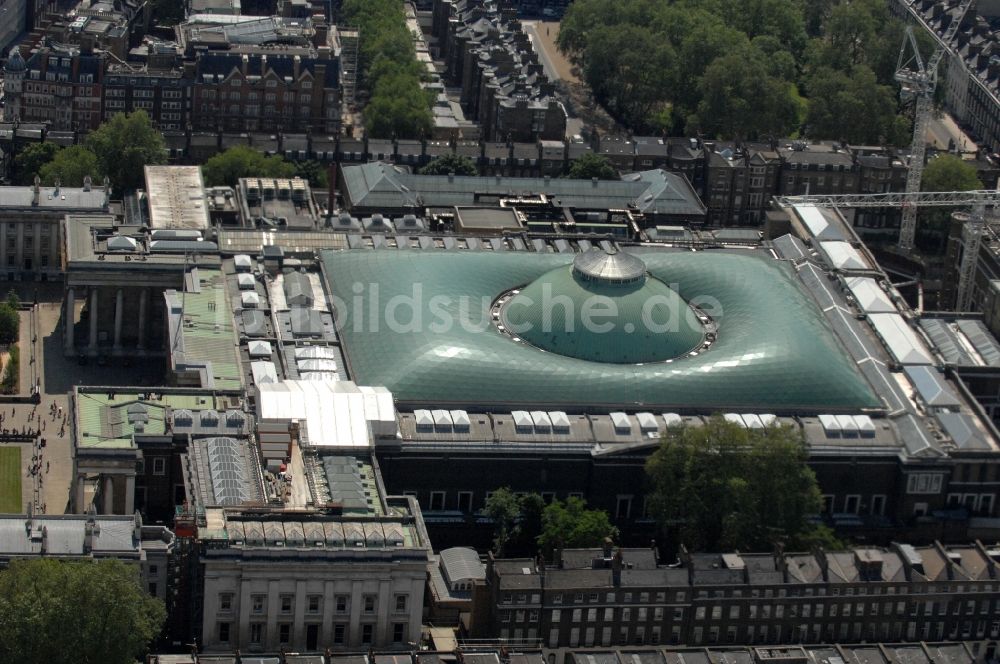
[0,447,23,513]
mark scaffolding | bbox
[339,26,359,111]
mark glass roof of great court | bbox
[320,249,880,412]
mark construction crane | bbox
[775,190,1000,209]
[894,0,975,251]
[778,189,994,311]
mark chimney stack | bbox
[32,175,40,206]
[327,162,338,215]
[312,15,329,48]
[612,548,623,587]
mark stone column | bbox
[137,288,149,350]
[124,474,135,514]
[102,475,114,514]
[320,580,335,648]
[75,473,87,514]
[88,288,99,353]
[64,287,75,354]
[293,579,307,648]
[33,222,41,271]
[113,288,124,350]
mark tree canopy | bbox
[293,160,330,189]
[558,0,929,142]
[922,154,983,192]
[484,487,522,556]
[485,488,617,557]
[418,154,479,176]
[538,497,618,557]
[645,415,835,552]
[341,0,433,138]
[150,0,185,26]
[202,145,297,187]
[0,300,18,345]
[84,111,166,192]
[0,558,165,664]
[803,65,909,145]
[38,146,102,188]
[916,154,984,253]
[13,143,60,185]
[566,153,618,180]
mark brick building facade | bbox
[469,543,1000,649]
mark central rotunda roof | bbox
[500,249,706,364]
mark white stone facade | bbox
[201,548,428,652]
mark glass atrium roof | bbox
[320,250,880,411]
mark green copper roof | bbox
[320,250,880,412]
[501,261,706,364]
[75,391,214,449]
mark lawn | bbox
[0,446,23,513]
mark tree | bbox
[917,154,983,253]
[0,558,165,664]
[922,154,983,192]
[150,0,185,26]
[13,143,59,185]
[580,24,677,130]
[294,160,329,189]
[85,111,166,193]
[646,415,825,552]
[0,303,17,344]
[202,145,296,187]
[538,497,618,557]
[671,15,750,119]
[362,69,433,139]
[6,289,19,310]
[418,154,478,176]
[484,487,523,556]
[567,153,618,180]
[695,48,799,139]
[703,0,807,55]
[341,0,433,138]
[38,145,101,187]
[557,0,920,143]
[804,66,909,145]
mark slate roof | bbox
[341,163,705,217]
